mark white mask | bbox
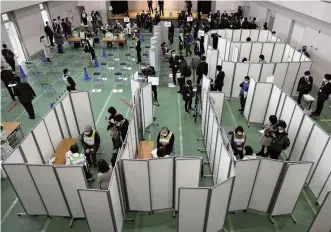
[84,132,90,135]
[237,132,243,136]
[244,80,249,84]
[323,78,327,82]
[161,133,168,137]
[116,122,121,127]
[172,54,175,57]
[278,128,284,133]
[305,75,309,78]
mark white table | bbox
[303,94,315,110]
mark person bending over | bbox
[231,126,246,159]
[257,115,278,157]
[63,68,76,92]
[242,145,257,160]
[97,159,113,190]
[157,127,175,155]
[81,125,101,167]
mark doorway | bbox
[198,1,211,14]
[268,15,275,31]
[4,21,26,65]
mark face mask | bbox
[116,122,121,126]
[237,132,243,136]
[172,54,175,57]
[323,78,327,82]
[278,128,284,133]
[244,80,249,84]
[84,132,90,135]
[305,75,309,78]
[161,133,168,137]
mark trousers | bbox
[21,101,35,118]
[240,95,246,111]
[5,84,16,100]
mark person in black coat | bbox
[114,114,129,142]
[63,68,76,92]
[2,44,15,71]
[1,65,16,101]
[168,22,175,44]
[178,56,189,93]
[186,1,192,15]
[147,0,153,13]
[196,56,208,84]
[44,22,54,46]
[296,71,313,105]
[182,80,194,113]
[311,74,331,116]
[13,76,36,119]
[154,11,160,25]
[135,37,142,63]
[214,65,225,91]
[169,51,178,85]
[158,0,164,16]
[61,19,69,38]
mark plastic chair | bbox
[113,44,120,59]
[125,53,132,67]
[92,72,104,89]
[114,72,124,88]
[99,62,108,79]
[107,53,115,67]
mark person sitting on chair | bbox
[81,125,101,168]
[157,127,175,155]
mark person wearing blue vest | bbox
[239,76,250,114]
[81,125,101,167]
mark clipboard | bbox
[148,76,159,86]
[124,17,130,23]
[198,30,205,36]
[187,16,193,22]
[165,22,171,27]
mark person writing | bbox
[157,127,175,155]
[296,71,313,105]
[97,159,113,190]
[311,74,331,116]
[231,126,246,159]
[239,76,250,114]
[62,68,76,92]
[214,65,225,91]
[81,125,101,167]
[13,76,36,119]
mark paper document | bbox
[148,76,159,86]
[259,130,265,134]
[151,148,158,158]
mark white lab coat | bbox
[41,38,51,58]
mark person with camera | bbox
[257,115,278,157]
[182,80,194,113]
[178,56,190,94]
[269,120,290,160]
[142,64,158,104]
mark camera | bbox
[141,65,156,76]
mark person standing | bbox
[106,107,121,154]
[182,80,194,113]
[1,124,14,160]
[155,10,160,25]
[178,32,184,54]
[269,120,289,159]
[135,37,142,64]
[231,126,246,159]
[91,11,97,29]
[40,36,52,62]
[214,65,225,91]
[61,19,69,38]
[1,65,16,101]
[66,18,72,36]
[157,127,175,155]
[296,71,313,105]
[13,76,36,119]
[168,22,175,44]
[114,114,129,143]
[54,29,64,54]
[52,18,60,31]
[158,0,164,16]
[178,56,189,93]
[81,10,88,25]
[1,44,15,72]
[311,74,331,116]
[44,22,55,47]
[81,125,101,167]
[169,51,178,85]
[147,0,153,13]
[257,115,278,157]
[196,56,208,84]
[184,32,193,57]
[86,34,95,60]
[239,76,250,114]
[186,1,192,15]
[97,159,113,189]
[82,40,93,67]
[190,52,200,83]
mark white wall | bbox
[272,13,292,42]
[78,0,107,24]
[1,22,14,61]
[47,1,80,28]
[290,22,305,49]
[1,0,46,13]
[126,0,197,12]
[246,2,268,28]
[215,1,243,15]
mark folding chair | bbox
[92,72,104,89]
[114,72,124,89]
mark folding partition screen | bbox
[212,128,223,184]
[201,75,211,136]
[32,120,54,162]
[44,109,63,150]
[225,29,233,41]
[209,49,219,81]
[276,92,286,119]
[232,63,249,98]
[218,38,227,60]
[232,30,241,42]
[250,43,263,62]
[264,85,282,124]
[279,95,296,128]
[225,40,231,61]
[206,105,215,158]
[271,43,286,62]
[141,83,153,129]
[216,144,232,185]
[217,29,225,37]
[250,30,259,41]
[261,43,274,62]
[20,133,43,164]
[62,95,79,138]
[318,175,331,205]
[243,77,256,119]
[55,103,70,138]
[221,61,235,98]
[78,189,116,232]
[258,30,269,42]
[308,191,331,232]
[273,63,289,89]
[260,63,275,82]
[239,43,252,61]
[241,29,250,42]
[248,63,262,81]
[291,61,312,96]
[283,62,300,95]
[208,92,224,123]
[282,44,292,62]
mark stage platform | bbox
[108,10,208,20]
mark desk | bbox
[53,138,78,165]
[303,94,315,110]
[137,141,154,160]
[102,37,127,43]
[1,122,23,138]
[68,37,83,42]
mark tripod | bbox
[193,88,201,123]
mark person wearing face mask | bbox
[182,80,194,113]
[135,36,142,64]
[114,114,129,143]
[168,22,175,44]
[214,65,225,91]
[81,10,88,25]
[298,45,310,58]
[178,32,184,54]
[242,145,257,160]
[231,126,246,159]
[296,71,313,105]
[178,56,190,94]
[1,64,16,101]
[157,127,175,155]
[259,55,266,63]
[105,107,121,154]
[169,51,178,85]
[239,76,250,114]
[269,120,289,160]
[190,51,201,83]
[81,125,101,167]
[257,115,278,157]
[63,69,76,92]
[311,74,331,116]
[196,56,208,85]
[40,36,52,62]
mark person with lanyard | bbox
[269,120,289,160]
[182,79,194,113]
[105,107,121,154]
[147,0,153,13]
[81,125,101,168]
[296,71,313,105]
[221,10,228,18]
[1,64,16,101]
[157,127,175,156]
[231,126,246,159]
[257,115,278,157]
[158,0,164,16]
[62,68,76,92]
[13,76,36,119]
[135,36,142,64]
[311,74,331,116]
[114,114,129,144]
[0,124,13,160]
[82,40,93,67]
[239,76,250,114]
[196,55,208,85]
[214,65,225,91]
[81,10,88,25]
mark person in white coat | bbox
[40,36,52,62]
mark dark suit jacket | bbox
[1,70,15,85]
[215,71,225,88]
[136,40,141,52]
[297,76,313,93]
[318,82,331,101]
[196,61,208,77]
[13,82,36,103]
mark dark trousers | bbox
[5,84,16,100]
[240,95,246,111]
[84,146,98,165]
[314,96,326,115]
[48,34,54,46]
[169,33,174,44]
[137,51,142,62]
[57,44,64,53]
[152,85,158,102]
[159,4,164,16]
[66,85,76,92]
[178,77,185,93]
[269,148,281,160]
[112,137,122,153]
[90,48,96,59]
[148,3,153,12]
[6,59,15,72]
[185,43,192,56]
[297,90,309,105]
[172,69,177,85]
[259,145,271,157]
[197,75,202,85]
[185,99,192,112]
[21,101,35,118]
[214,86,223,92]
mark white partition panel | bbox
[232,63,249,98]
[258,30,268,42]
[272,43,286,62]
[221,61,235,97]
[149,158,174,210]
[201,90,208,136]
[209,50,219,81]
[271,162,313,216]
[232,30,241,42]
[78,190,115,232]
[232,45,239,62]
[248,83,272,123]
[283,63,300,95]
[309,140,331,198]
[121,142,130,160]
[239,43,252,61]
[217,144,232,185]
[33,121,54,162]
[250,43,263,62]
[282,44,291,62]
[44,110,63,149]
[318,175,331,205]
[301,126,330,181]
[175,158,201,211]
[260,63,275,82]
[292,51,301,61]
[261,43,274,62]
[178,188,209,232]
[229,159,260,211]
[142,84,153,128]
[131,79,140,101]
[213,130,223,184]
[218,38,227,60]
[249,159,284,212]
[308,191,331,232]
[206,48,212,77]
[20,133,43,164]
[206,109,215,155]
[71,92,94,134]
[285,105,304,157]
[225,40,231,60]
[250,30,259,41]
[273,63,289,89]
[208,117,218,173]
[28,165,70,216]
[243,77,256,119]
[204,34,209,55]
[2,164,47,215]
[292,62,312,96]
[123,160,151,211]
[276,92,286,119]
[279,96,296,128]
[206,178,234,232]
[55,166,87,218]
[264,85,282,124]
[62,95,79,138]
[3,147,24,164]
[217,29,226,37]
[290,115,314,161]
[225,29,233,41]
[241,30,250,41]
[109,166,123,232]
[209,92,224,123]
[248,63,262,81]
[55,103,70,138]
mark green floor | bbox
[1,32,329,232]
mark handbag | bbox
[109,126,119,139]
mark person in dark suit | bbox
[1,65,16,101]
[135,37,142,64]
[13,76,36,119]
[63,69,76,92]
[168,22,175,44]
[296,71,313,105]
[44,21,54,47]
[196,56,208,84]
[169,51,178,85]
[2,44,16,72]
[147,0,153,13]
[214,65,225,91]
[311,74,331,116]
[158,0,164,16]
